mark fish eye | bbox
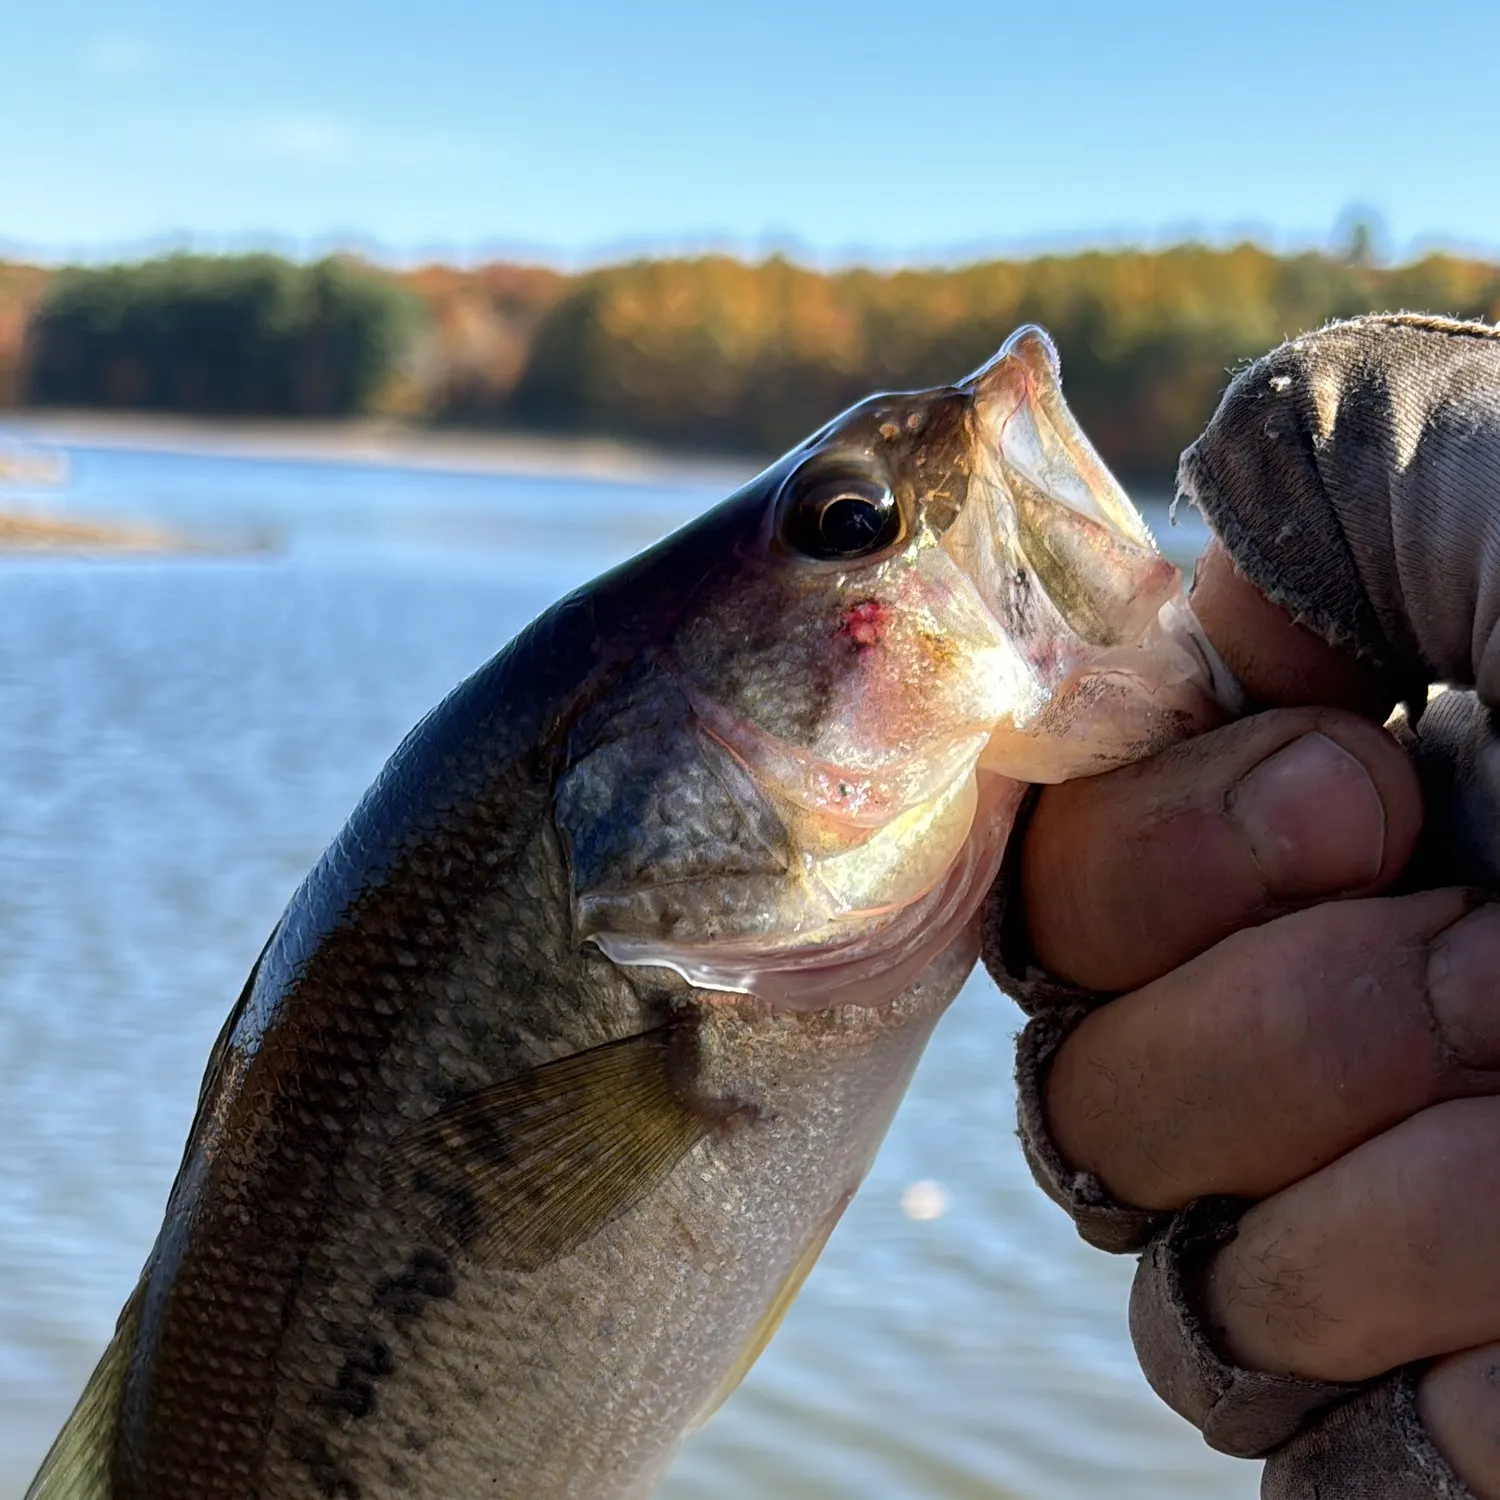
[779,472,903,562]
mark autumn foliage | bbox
[5,245,1500,478]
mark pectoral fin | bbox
[25,1282,143,1499]
[384,1025,722,1272]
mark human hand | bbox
[1017,540,1500,1498]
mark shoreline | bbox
[0,411,759,489]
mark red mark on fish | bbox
[840,599,889,650]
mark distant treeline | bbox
[5,244,1500,477]
[23,256,416,417]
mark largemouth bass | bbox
[28,328,1233,1500]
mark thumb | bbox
[1192,538,1396,720]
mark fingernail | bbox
[1428,905,1500,1069]
[1228,732,1385,895]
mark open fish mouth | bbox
[947,326,1240,784]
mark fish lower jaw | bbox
[976,598,1244,784]
[591,772,1027,1015]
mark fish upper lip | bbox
[963,324,1159,550]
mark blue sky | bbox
[3,0,1495,267]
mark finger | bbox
[1191,538,1397,717]
[1419,1344,1500,1500]
[1024,707,1421,991]
[1201,1095,1500,1384]
[1045,891,1500,1209]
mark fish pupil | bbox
[821,497,882,550]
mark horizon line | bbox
[5,215,1497,276]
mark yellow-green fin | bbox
[692,1189,853,1432]
[25,1282,142,1500]
[384,1024,720,1272]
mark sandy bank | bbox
[0,411,758,489]
[0,511,199,554]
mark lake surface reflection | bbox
[0,430,1250,1499]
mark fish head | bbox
[559,326,1236,1010]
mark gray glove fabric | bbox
[985,314,1500,1498]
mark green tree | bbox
[25,254,417,417]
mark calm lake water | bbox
[0,428,1250,1499]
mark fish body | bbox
[29,329,1232,1500]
